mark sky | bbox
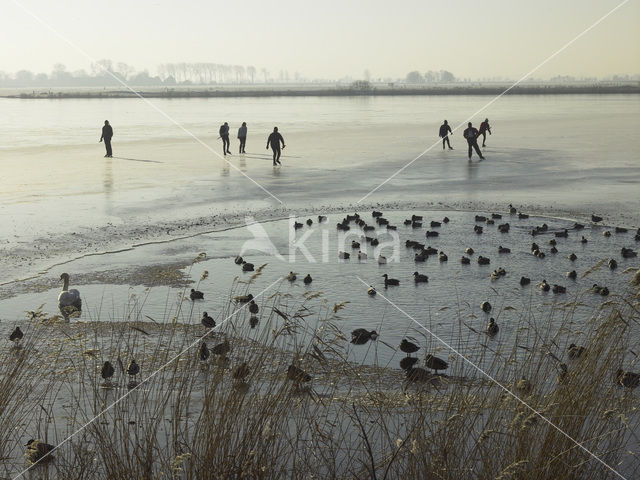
[1,0,639,80]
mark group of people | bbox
[439,118,491,160]
[218,122,286,165]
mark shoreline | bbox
[3,83,639,99]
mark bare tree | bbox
[247,65,256,83]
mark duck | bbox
[25,439,55,465]
[363,225,374,232]
[621,247,637,258]
[336,223,350,231]
[190,289,204,300]
[486,318,499,336]
[399,339,420,355]
[372,210,383,218]
[212,339,231,356]
[552,284,566,294]
[465,247,475,255]
[303,274,313,284]
[555,229,568,238]
[232,362,250,383]
[442,216,450,223]
[350,329,378,345]
[126,359,140,388]
[414,251,427,262]
[573,222,585,230]
[318,215,327,222]
[338,251,350,259]
[520,276,531,286]
[9,326,23,346]
[425,230,439,237]
[477,256,490,265]
[535,250,546,259]
[413,272,429,283]
[480,301,492,313]
[382,274,399,286]
[199,342,210,362]
[371,238,379,246]
[377,255,387,264]
[234,293,254,303]
[286,271,297,282]
[438,252,448,262]
[497,223,510,233]
[509,204,517,214]
[234,256,244,265]
[405,366,432,383]
[404,219,413,225]
[248,300,259,314]
[568,253,577,261]
[351,240,360,249]
[287,364,312,384]
[475,215,487,222]
[242,261,255,272]
[568,343,585,359]
[615,226,628,233]
[411,221,422,228]
[518,212,529,219]
[461,256,471,265]
[101,361,115,382]
[474,225,483,234]
[566,270,577,280]
[550,246,558,254]
[430,221,441,228]
[591,214,603,223]
[492,213,502,219]
[549,238,557,246]
[531,243,540,252]
[617,369,640,389]
[424,354,449,374]
[378,217,390,226]
[200,312,216,329]
[58,273,82,320]
[581,236,588,244]
[485,219,495,225]
[358,251,368,260]
[306,218,313,226]
[603,230,611,237]
[539,279,550,292]
[293,221,304,230]
[367,285,376,295]
[424,246,438,255]
[498,246,511,254]
[400,356,419,370]
[490,270,501,280]
[250,316,259,328]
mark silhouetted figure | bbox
[266,127,285,166]
[439,120,453,150]
[479,118,491,147]
[219,122,231,156]
[463,122,484,160]
[99,120,113,157]
[238,122,247,153]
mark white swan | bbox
[58,273,82,319]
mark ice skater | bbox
[479,118,491,147]
[439,120,453,150]
[463,122,484,161]
[266,127,286,166]
[219,122,231,155]
[237,122,247,153]
[99,120,113,157]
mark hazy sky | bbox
[2,0,639,79]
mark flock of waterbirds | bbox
[6,204,640,467]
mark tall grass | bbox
[1,267,639,479]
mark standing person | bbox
[463,122,485,161]
[439,120,453,150]
[219,122,231,156]
[99,120,113,157]
[237,122,247,154]
[479,118,491,147]
[266,127,285,166]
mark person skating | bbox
[479,118,491,147]
[238,122,247,153]
[219,122,231,155]
[439,120,453,150]
[463,122,484,161]
[266,127,285,166]
[99,120,113,157]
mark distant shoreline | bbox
[3,83,639,99]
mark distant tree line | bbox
[405,70,456,83]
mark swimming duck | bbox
[234,293,254,303]
[338,251,350,259]
[461,256,471,265]
[358,251,368,260]
[474,225,483,234]
[303,274,313,284]
[382,274,399,286]
[9,326,23,346]
[580,236,588,244]
[555,229,568,238]
[371,238,379,246]
[367,285,376,295]
[617,369,640,389]
[336,223,350,231]
[486,219,495,225]
[58,273,82,320]
[490,270,501,280]
[250,316,259,329]
[568,343,585,358]
[442,216,450,223]
[518,212,529,219]
[377,255,387,264]
[234,256,244,265]
[411,221,422,228]
[430,221,441,228]
[287,364,312,384]
[552,284,566,294]
[566,270,577,280]
[498,246,511,254]
[201,312,216,329]
[413,272,429,283]
[591,214,603,223]
[465,247,475,255]
[248,300,259,314]
[411,214,423,221]
[363,225,374,231]
[550,246,558,254]
[199,342,210,362]
[486,318,499,336]
[400,356,419,370]
[492,213,502,219]
[286,271,297,281]
[399,339,420,355]
[425,246,438,255]
[535,250,546,259]
[568,253,577,261]
[509,204,517,214]
[404,219,412,225]
[531,243,540,252]
[350,328,378,345]
[477,256,490,265]
[101,361,115,382]
[425,354,449,374]
[520,276,531,286]
[573,222,585,230]
[425,230,439,237]
[475,215,487,222]
[480,301,492,313]
[414,251,427,262]
[615,226,628,233]
[603,230,611,237]
[438,252,448,262]
[25,439,55,465]
[306,219,313,226]
[621,247,637,258]
[190,289,204,300]
[242,262,255,271]
[549,239,557,246]
[608,259,617,270]
[318,215,327,222]
[539,279,550,292]
[351,240,360,249]
[294,221,304,230]
[378,217,390,226]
